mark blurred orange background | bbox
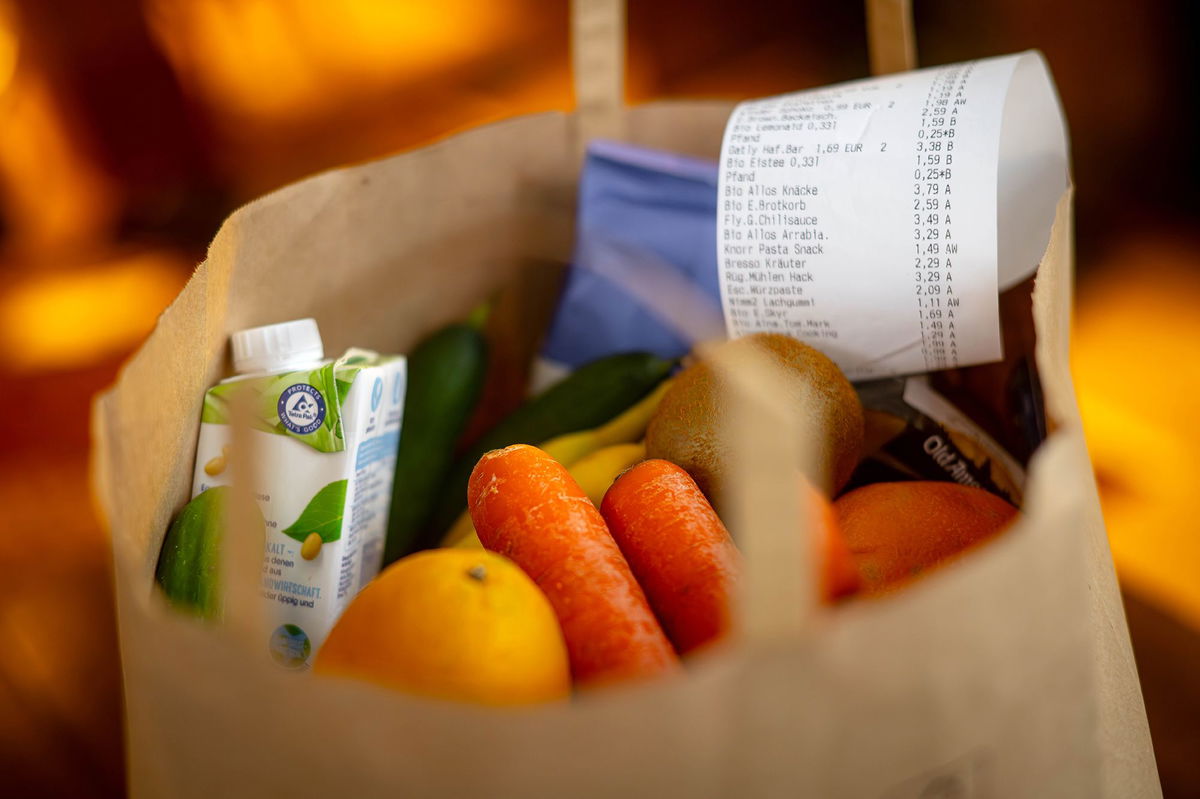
[0,1,1197,796]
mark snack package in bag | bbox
[91,2,1159,797]
[853,375,1025,504]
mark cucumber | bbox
[384,324,487,562]
[428,352,674,538]
[155,486,238,619]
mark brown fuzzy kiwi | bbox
[645,333,864,506]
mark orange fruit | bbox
[833,481,1017,592]
[315,549,570,705]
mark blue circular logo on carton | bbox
[278,383,326,434]
[268,624,311,669]
[371,377,383,412]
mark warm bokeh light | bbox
[137,0,573,194]
[0,251,188,372]
[0,1,1196,794]
[143,0,507,122]
[0,69,120,255]
[0,0,17,95]
[1074,240,1200,630]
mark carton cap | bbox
[231,319,324,374]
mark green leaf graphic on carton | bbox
[281,480,347,544]
[200,369,346,452]
[198,351,384,452]
[201,390,231,424]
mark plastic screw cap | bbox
[231,318,325,374]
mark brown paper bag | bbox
[91,3,1159,796]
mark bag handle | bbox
[867,0,918,75]
[712,345,823,643]
[569,0,917,146]
[571,0,627,148]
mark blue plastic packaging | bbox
[539,140,723,373]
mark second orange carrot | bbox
[600,459,741,655]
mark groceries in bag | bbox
[152,139,1033,699]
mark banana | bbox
[539,379,673,467]
[570,442,645,506]
[442,508,478,547]
[441,379,672,548]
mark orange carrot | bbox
[600,459,740,655]
[468,444,679,686]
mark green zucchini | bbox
[155,486,239,619]
[384,323,487,562]
[428,351,674,538]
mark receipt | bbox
[717,51,1068,380]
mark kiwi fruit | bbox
[645,333,864,506]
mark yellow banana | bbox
[455,529,484,548]
[441,378,672,548]
[539,379,673,467]
[441,508,478,547]
[570,442,645,506]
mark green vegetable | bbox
[155,487,262,619]
[281,480,348,544]
[384,323,487,563]
[428,351,674,538]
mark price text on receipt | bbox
[717,55,1042,380]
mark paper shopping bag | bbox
[91,2,1159,796]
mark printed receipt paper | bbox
[717,51,1068,380]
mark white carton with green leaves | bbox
[191,319,405,667]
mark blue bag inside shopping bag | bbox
[539,140,725,375]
